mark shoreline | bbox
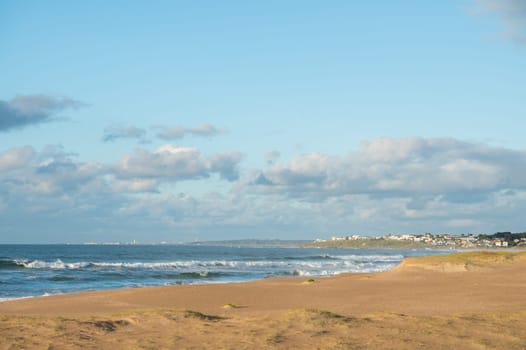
[2,251,526,349]
[1,250,525,316]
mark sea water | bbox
[0,244,448,301]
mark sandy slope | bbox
[1,251,525,349]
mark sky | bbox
[1,0,526,243]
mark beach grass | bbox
[184,310,225,322]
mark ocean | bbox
[0,244,449,301]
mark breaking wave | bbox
[1,245,435,301]
[3,256,402,272]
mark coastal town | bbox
[310,232,526,249]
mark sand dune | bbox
[1,251,526,349]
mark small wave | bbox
[284,254,338,260]
[178,271,224,279]
[89,261,229,269]
[335,254,404,262]
[48,276,79,282]
[292,269,338,277]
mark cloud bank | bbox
[251,138,526,200]
[0,95,85,132]
[2,137,526,242]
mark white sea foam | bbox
[0,295,35,302]
[0,292,60,303]
[11,255,404,277]
[334,254,404,262]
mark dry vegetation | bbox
[1,309,526,349]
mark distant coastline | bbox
[9,233,526,250]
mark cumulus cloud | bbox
[0,146,105,202]
[0,143,247,242]
[250,138,526,201]
[0,143,242,201]
[102,124,147,142]
[0,95,85,132]
[475,0,526,44]
[114,144,242,182]
[156,124,222,140]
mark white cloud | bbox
[113,144,242,182]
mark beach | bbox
[1,251,525,349]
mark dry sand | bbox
[1,251,525,349]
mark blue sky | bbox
[1,0,526,243]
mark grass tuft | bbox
[184,310,225,322]
[306,309,355,323]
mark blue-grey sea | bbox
[0,244,449,301]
